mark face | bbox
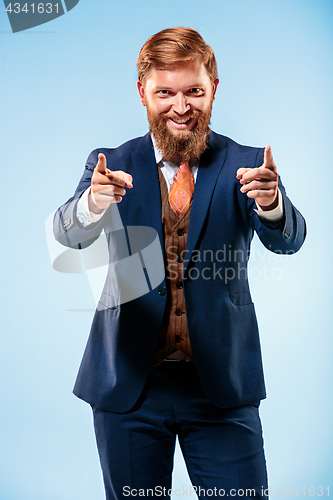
[137,60,219,162]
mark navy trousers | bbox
[92,360,268,500]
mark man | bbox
[54,27,306,500]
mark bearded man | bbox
[53,27,306,500]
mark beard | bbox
[147,101,213,163]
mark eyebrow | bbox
[154,84,204,90]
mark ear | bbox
[137,81,146,106]
[212,78,219,101]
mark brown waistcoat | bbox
[153,167,193,365]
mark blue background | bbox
[1,0,332,498]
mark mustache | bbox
[160,109,201,121]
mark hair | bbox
[137,27,218,84]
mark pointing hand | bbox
[236,145,278,210]
[89,153,133,214]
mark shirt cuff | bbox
[254,189,284,222]
[76,188,106,227]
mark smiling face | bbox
[137,60,219,162]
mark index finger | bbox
[96,153,108,174]
[263,145,276,170]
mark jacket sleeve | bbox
[53,149,106,249]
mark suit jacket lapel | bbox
[130,134,164,245]
[184,132,227,272]
[130,132,228,274]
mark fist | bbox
[236,145,278,211]
[89,153,133,214]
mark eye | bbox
[158,90,171,96]
[188,88,204,96]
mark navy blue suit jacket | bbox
[54,131,306,413]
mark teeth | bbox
[170,117,191,124]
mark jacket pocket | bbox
[229,292,253,306]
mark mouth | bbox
[168,115,196,130]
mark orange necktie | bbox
[168,161,195,217]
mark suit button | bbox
[177,255,183,263]
[175,309,182,316]
[176,281,183,289]
[175,335,183,343]
[158,285,166,296]
[177,229,185,236]
[63,217,71,229]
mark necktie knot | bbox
[168,161,195,217]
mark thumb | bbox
[263,145,275,170]
[96,153,108,174]
[236,167,251,179]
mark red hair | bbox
[137,27,218,84]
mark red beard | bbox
[147,102,213,163]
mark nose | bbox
[172,92,190,115]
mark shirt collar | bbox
[151,134,164,164]
[150,134,200,171]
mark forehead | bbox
[144,60,211,89]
